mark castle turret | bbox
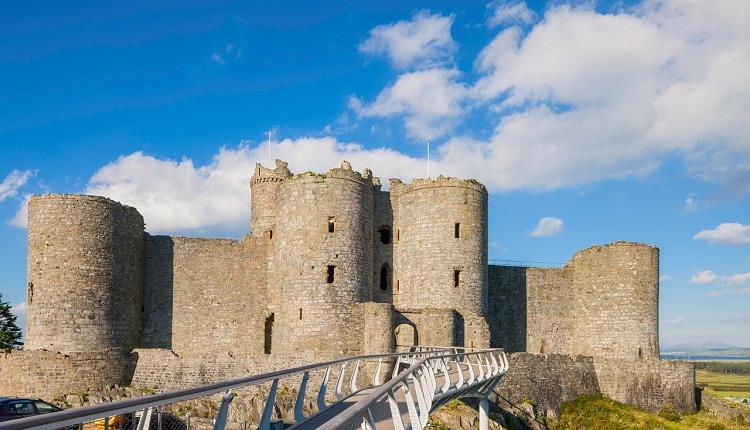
[25,195,144,353]
[250,159,292,239]
[570,242,659,359]
[268,161,374,356]
[392,177,488,317]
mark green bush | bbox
[658,403,681,422]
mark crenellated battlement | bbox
[250,159,292,185]
[390,175,487,196]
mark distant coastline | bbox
[661,354,750,361]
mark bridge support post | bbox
[479,396,489,430]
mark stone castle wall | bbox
[494,353,696,414]
[526,267,573,355]
[593,357,696,412]
[493,353,600,414]
[487,266,526,352]
[488,242,659,359]
[25,195,144,353]
[142,236,269,357]
[0,349,137,400]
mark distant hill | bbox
[662,341,750,358]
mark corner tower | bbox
[25,195,144,353]
[570,242,660,359]
[392,176,488,317]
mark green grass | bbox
[557,394,750,430]
[698,369,750,398]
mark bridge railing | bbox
[312,348,508,430]
[0,347,506,430]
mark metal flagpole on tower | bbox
[427,140,431,178]
[267,131,272,166]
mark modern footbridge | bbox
[0,347,508,430]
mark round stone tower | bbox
[269,161,374,356]
[250,159,292,239]
[392,176,488,317]
[25,194,144,353]
[570,241,659,359]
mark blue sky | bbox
[1,0,749,347]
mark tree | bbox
[0,292,23,349]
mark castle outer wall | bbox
[488,241,659,360]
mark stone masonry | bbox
[2,159,695,413]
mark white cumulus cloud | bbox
[357,0,750,192]
[0,169,34,202]
[84,138,430,235]
[359,10,455,70]
[690,270,718,285]
[529,216,563,238]
[487,1,536,27]
[694,223,750,245]
[357,68,469,140]
[10,301,27,318]
[725,272,750,286]
[8,195,31,228]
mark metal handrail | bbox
[488,259,564,268]
[0,346,507,430]
[311,349,508,430]
[0,347,449,430]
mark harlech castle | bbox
[0,160,696,414]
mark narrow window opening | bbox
[396,280,399,292]
[397,230,400,241]
[380,264,390,291]
[268,229,273,239]
[328,217,335,233]
[326,265,336,284]
[379,226,392,244]
[454,223,461,238]
[638,347,642,359]
[453,270,461,288]
[299,308,303,320]
[264,313,274,354]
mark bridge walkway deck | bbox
[293,361,479,430]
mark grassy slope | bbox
[698,369,750,398]
[557,394,750,430]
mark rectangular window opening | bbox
[397,230,400,241]
[454,223,461,238]
[264,313,274,354]
[328,217,335,233]
[326,265,336,284]
[299,308,303,320]
[453,270,461,288]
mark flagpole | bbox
[427,140,431,178]
[267,131,272,166]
